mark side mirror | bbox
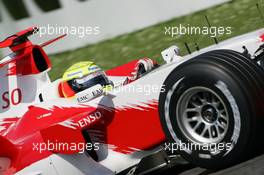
[161,45,181,63]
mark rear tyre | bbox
[159,50,264,169]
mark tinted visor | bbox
[68,71,109,93]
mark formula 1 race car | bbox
[0,27,264,175]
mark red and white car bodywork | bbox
[0,27,264,175]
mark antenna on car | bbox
[256,3,264,25]
[195,43,200,51]
[184,42,192,54]
[205,15,218,44]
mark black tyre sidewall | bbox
[159,61,256,169]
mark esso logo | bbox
[1,88,22,109]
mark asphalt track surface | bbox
[153,154,264,175]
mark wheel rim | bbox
[176,87,229,144]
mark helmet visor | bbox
[68,71,110,93]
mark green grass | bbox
[49,0,264,81]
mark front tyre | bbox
[159,50,264,169]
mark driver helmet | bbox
[61,61,112,98]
